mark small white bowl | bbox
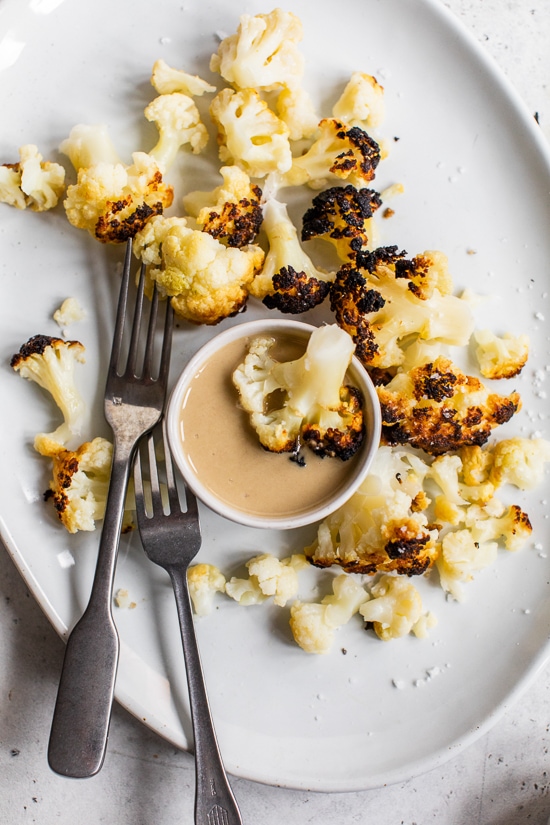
[166,319,381,530]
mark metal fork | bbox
[48,239,174,778]
[134,422,242,825]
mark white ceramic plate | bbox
[1,0,549,793]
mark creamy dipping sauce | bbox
[177,334,362,520]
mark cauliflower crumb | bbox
[53,297,86,330]
[114,588,137,609]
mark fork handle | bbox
[168,566,243,825]
[48,441,134,778]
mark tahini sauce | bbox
[178,335,361,519]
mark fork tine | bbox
[142,282,160,379]
[146,429,164,516]
[109,238,133,374]
[162,419,183,514]
[126,261,147,377]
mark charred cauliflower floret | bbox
[306,447,437,576]
[210,9,305,92]
[283,118,381,190]
[133,214,265,325]
[330,247,473,369]
[11,334,86,446]
[249,197,334,313]
[0,144,65,211]
[359,574,434,641]
[210,88,292,178]
[60,125,173,243]
[150,58,216,97]
[377,355,521,455]
[232,324,364,460]
[187,563,227,616]
[466,503,533,552]
[332,72,386,131]
[289,574,369,654]
[183,165,263,248]
[473,328,530,379]
[301,185,382,261]
[36,436,115,533]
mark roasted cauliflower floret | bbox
[0,144,65,211]
[301,185,382,260]
[289,574,368,654]
[183,165,263,248]
[133,214,264,325]
[187,564,227,616]
[150,58,216,97]
[283,118,381,190]
[378,355,521,455]
[249,197,334,313]
[466,503,533,552]
[210,88,292,178]
[359,574,433,641]
[306,447,438,575]
[11,334,86,446]
[36,436,114,533]
[474,328,529,379]
[210,9,305,92]
[436,529,498,602]
[60,125,173,243]
[232,324,364,460]
[488,437,550,490]
[332,72,386,131]
[330,247,473,369]
[144,93,209,169]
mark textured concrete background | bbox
[1,1,549,823]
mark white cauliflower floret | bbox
[226,552,307,607]
[144,93,209,170]
[133,214,264,325]
[34,436,116,533]
[474,329,529,379]
[306,447,437,576]
[151,58,216,97]
[436,529,498,601]
[210,88,292,178]
[489,437,550,490]
[332,72,385,130]
[0,144,65,211]
[359,574,430,641]
[428,453,495,508]
[10,334,86,446]
[183,165,263,248]
[187,564,227,616]
[289,573,368,654]
[276,85,319,141]
[232,324,364,460]
[60,125,173,243]
[249,197,334,312]
[210,9,305,91]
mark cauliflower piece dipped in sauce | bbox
[249,197,334,313]
[0,144,65,211]
[232,324,364,460]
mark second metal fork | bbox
[134,423,242,825]
[48,239,174,778]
